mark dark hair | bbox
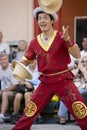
[36,11,54,21]
[82,35,87,39]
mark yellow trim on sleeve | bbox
[69,43,77,48]
[68,44,77,52]
[22,56,33,63]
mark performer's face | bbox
[37,13,53,32]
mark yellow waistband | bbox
[42,69,69,76]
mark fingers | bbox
[62,26,69,34]
[61,26,69,39]
[62,26,65,34]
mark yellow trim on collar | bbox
[37,30,57,51]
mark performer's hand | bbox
[61,26,70,41]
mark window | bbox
[74,16,87,50]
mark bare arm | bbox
[20,56,33,66]
[20,59,29,66]
[68,44,81,59]
[2,85,18,92]
[62,26,81,59]
[82,71,87,81]
[19,81,33,89]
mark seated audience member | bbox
[0,31,10,55]
[11,59,40,124]
[15,40,28,61]
[69,36,87,69]
[58,55,87,125]
[81,35,87,56]
[0,54,18,123]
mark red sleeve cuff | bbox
[66,39,75,47]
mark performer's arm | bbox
[68,44,81,59]
[20,56,33,66]
[62,26,81,59]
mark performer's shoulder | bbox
[30,37,37,44]
[57,31,63,37]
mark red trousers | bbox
[12,79,87,130]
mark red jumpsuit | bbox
[12,31,87,130]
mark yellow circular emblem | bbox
[72,101,87,119]
[24,101,37,117]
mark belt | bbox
[42,69,69,76]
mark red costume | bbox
[12,31,87,130]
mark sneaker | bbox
[11,113,21,124]
[34,117,43,124]
[60,117,66,125]
[75,122,78,125]
[4,113,12,123]
[0,114,4,124]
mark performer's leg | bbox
[12,82,53,130]
[55,80,87,130]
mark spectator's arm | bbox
[72,68,79,76]
[22,82,34,89]
[2,85,18,92]
[78,62,87,81]
[82,71,87,81]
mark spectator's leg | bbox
[0,91,2,109]
[58,101,68,117]
[11,93,23,124]
[0,91,14,123]
[13,93,23,114]
[1,91,14,115]
[58,101,68,124]
[24,92,32,106]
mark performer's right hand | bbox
[61,26,70,41]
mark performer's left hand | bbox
[61,26,70,41]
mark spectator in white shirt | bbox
[0,54,18,123]
[81,36,87,56]
[15,40,28,61]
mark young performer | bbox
[12,6,87,130]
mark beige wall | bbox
[0,0,34,42]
